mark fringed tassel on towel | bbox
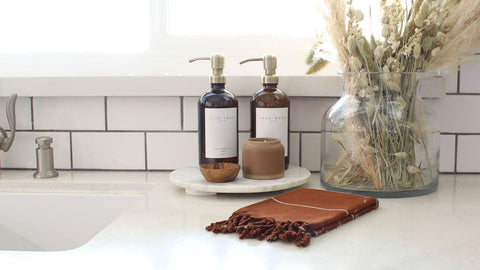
[206,214,311,247]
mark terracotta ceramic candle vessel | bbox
[242,138,284,180]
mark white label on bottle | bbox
[256,107,289,156]
[205,108,237,158]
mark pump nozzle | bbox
[189,54,226,84]
[240,55,279,84]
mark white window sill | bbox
[0,75,341,97]
[0,75,445,98]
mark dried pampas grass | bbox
[309,0,480,73]
[322,0,349,70]
[425,0,480,70]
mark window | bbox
[0,0,337,77]
[165,0,317,36]
[0,0,149,53]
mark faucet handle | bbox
[0,94,17,152]
[34,136,58,179]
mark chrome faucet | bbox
[0,94,17,152]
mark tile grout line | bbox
[445,93,480,96]
[180,96,184,131]
[299,133,302,167]
[293,130,322,134]
[9,129,199,133]
[30,97,35,130]
[144,132,148,170]
[70,131,74,169]
[104,96,108,131]
[457,64,460,94]
[454,134,458,173]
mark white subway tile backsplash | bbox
[301,133,321,171]
[426,96,480,133]
[444,66,458,94]
[34,97,105,130]
[147,132,197,170]
[420,76,446,98]
[290,97,337,132]
[460,56,480,93]
[289,133,300,167]
[1,132,71,169]
[107,97,180,131]
[183,97,198,131]
[238,132,250,165]
[0,97,32,130]
[440,135,455,173]
[72,132,145,170]
[457,135,480,173]
[238,97,250,131]
[7,59,480,173]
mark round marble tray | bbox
[169,165,311,195]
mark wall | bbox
[0,56,479,172]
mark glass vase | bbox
[321,72,440,198]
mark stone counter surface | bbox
[0,171,479,270]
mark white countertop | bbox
[1,171,479,270]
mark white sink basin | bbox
[0,172,154,251]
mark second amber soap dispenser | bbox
[240,55,290,169]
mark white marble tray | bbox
[169,165,311,195]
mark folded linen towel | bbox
[206,188,379,247]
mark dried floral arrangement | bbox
[308,0,480,192]
[307,0,480,74]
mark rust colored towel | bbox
[206,188,379,247]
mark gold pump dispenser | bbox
[240,55,279,84]
[189,54,226,84]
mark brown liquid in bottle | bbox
[251,83,290,169]
[198,83,239,165]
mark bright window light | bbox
[166,0,319,36]
[0,0,149,53]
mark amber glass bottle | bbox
[251,83,289,169]
[190,54,238,166]
[241,55,290,169]
[198,83,238,165]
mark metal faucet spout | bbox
[0,94,17,152]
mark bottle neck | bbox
[211,83,226,92]
[263,83,278,91]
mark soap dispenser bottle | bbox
[240,55,290,169]
[189,54,238,166]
